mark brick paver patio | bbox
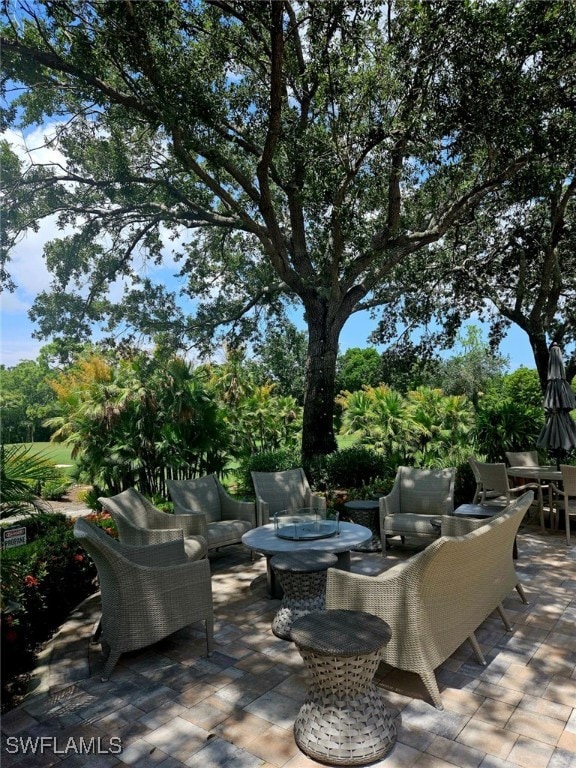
[1,524,575,768]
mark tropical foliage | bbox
[45,351,230,496]
[0,359,58,443]
[205,348,301,459]
[1,512,100,712]
[0,444,63,518]
[43,347,304,496]
[337,385,475,470]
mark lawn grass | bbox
[18,442,76,473]
[336,433,359,449]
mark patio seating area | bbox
[2,522,575,768]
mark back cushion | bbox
[253,469,306,515]
[170,476,221,522]
[400,468,451,515]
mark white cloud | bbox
[5,216,58,303]
[5,124,68,169]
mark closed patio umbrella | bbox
[537,343,576,468]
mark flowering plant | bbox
[1,512,100,712]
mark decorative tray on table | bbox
[273,508,340,540]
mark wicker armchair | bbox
[251,467,326,526]
[74,518,213,680]
[379,466,455,549]
[326,491,533,709]
[167,475,256,551]
[99,488,208,561]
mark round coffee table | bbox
[291,609,396,765]
[242,522,372,598]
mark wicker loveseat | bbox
[326,491,534,709]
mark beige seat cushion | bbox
[382,513,439,536]
[206,519,253,549]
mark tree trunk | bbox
[301,305,341,461]
[529,334,551,392]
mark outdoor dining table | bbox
[506,465,562,483]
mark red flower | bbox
[74,554,84,562]
[24,575,39,588]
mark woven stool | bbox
[291,609,396,766]
[270,551,337,640]
[343,500,382,552]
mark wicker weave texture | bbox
[167,475,256,550]
[74,518,214,680]
[326,492,534,709]
[440,509,528,605]
[379,466,455,545]
[99,488,208,559]
[271,554,337,639]
[251,468,326,525]
[292,610,396,765]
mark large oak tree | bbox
[2,0,575,458]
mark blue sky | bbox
[0,125,542,371]
[0,267,539,371]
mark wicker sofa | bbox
[326,491,534,709]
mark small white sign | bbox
[3,526,27,548]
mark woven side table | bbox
[343,500,382,552]
[291,609,396,766]
[270,551,338,640]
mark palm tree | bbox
[0,444,61,518]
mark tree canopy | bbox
[2,0,575,457]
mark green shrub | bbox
[454,461,477,507]
[324,445,385,489]
[40,476,72,500]
[0,444,63,518]
[80,486,105,511]
[475,398,543,462]
[237,447,302,495]
[0,512,106,712]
